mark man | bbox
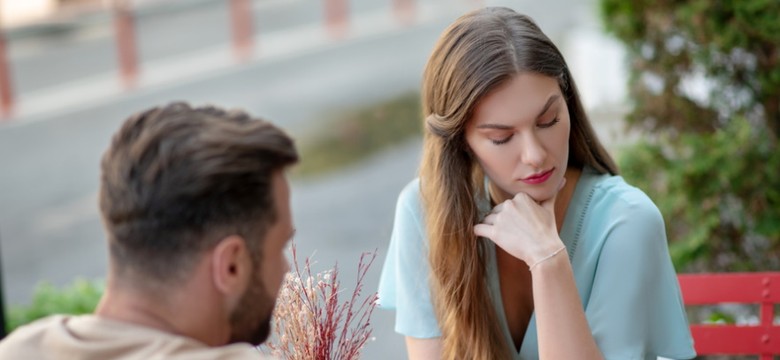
[0,102,298,359]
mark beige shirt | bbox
[0,315,271,359]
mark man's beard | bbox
[227,266,276,346]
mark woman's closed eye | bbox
[491,134,513,145]
[538,117,560,129]
[488,118,559,145]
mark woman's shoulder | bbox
[390,178,427,232]
[396,177,422,210]
[588,171,662,220]
[576,170,670,261]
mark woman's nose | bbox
[517,133,547,168]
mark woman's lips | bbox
[520,168,554,185]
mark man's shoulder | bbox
[163,344,270,360]
[0,315,72,358]
[0,314,71,343]
[0,314,272,360]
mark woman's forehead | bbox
[471,73,563,125]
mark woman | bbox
[377,7,695,360]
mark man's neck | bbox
[95,288,180,335]
[95,275,230,347]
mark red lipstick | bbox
[520,168,554,185]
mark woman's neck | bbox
[554,167,581,230]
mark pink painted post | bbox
[324,0,348,38]
[0,27,13,119]
[113,0,138,89]
[230,0,253,61]
[393,0,414,25]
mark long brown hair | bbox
[419,7,617,359]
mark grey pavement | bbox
[6,0,398,95]
[0,0,631,358]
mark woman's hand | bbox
[474,180,565,266]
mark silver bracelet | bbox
[528,245,567,271]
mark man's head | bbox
[98,102,298,345]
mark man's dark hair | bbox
[99,102,298,283]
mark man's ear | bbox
[210,235,251,298]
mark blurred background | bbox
[0,0,777,359]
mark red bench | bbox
[678,272,780,359]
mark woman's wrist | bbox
[529,245,566,271]
[528,242,567,271]
[525,237,564,261]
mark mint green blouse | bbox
[377,167,696,359]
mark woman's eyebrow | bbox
[475,123,513,130]
[535,94,560,119]
[475,94,561,130]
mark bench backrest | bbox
[678,272,780,359]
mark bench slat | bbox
[678,272,780,304]
[691,325,780,354]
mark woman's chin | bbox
[493,181,557,204]
[529,192,554,204]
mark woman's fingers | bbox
[475,223,513,255]
[489,200,509,214]
[473,223,493,239]
[482,213,496,225]
[477,180,568,262]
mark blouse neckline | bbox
[484,165,603,358]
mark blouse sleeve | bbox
[584,189,696,360]
[377,179,442,338]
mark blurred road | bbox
[0,0,628,358]
[7,0,400,96]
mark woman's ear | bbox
[210,235,251,300]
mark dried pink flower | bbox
[261,244,379,360]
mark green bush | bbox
[601,0,780,271]
[619,119,780,270]
[6,279,103,333]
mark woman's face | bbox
[465,72,571,203]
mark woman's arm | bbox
[475,190,603,359]
[378,180,445,358]
[531,248,603,359]
[405,337,442,359]
[579,191,696,358]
